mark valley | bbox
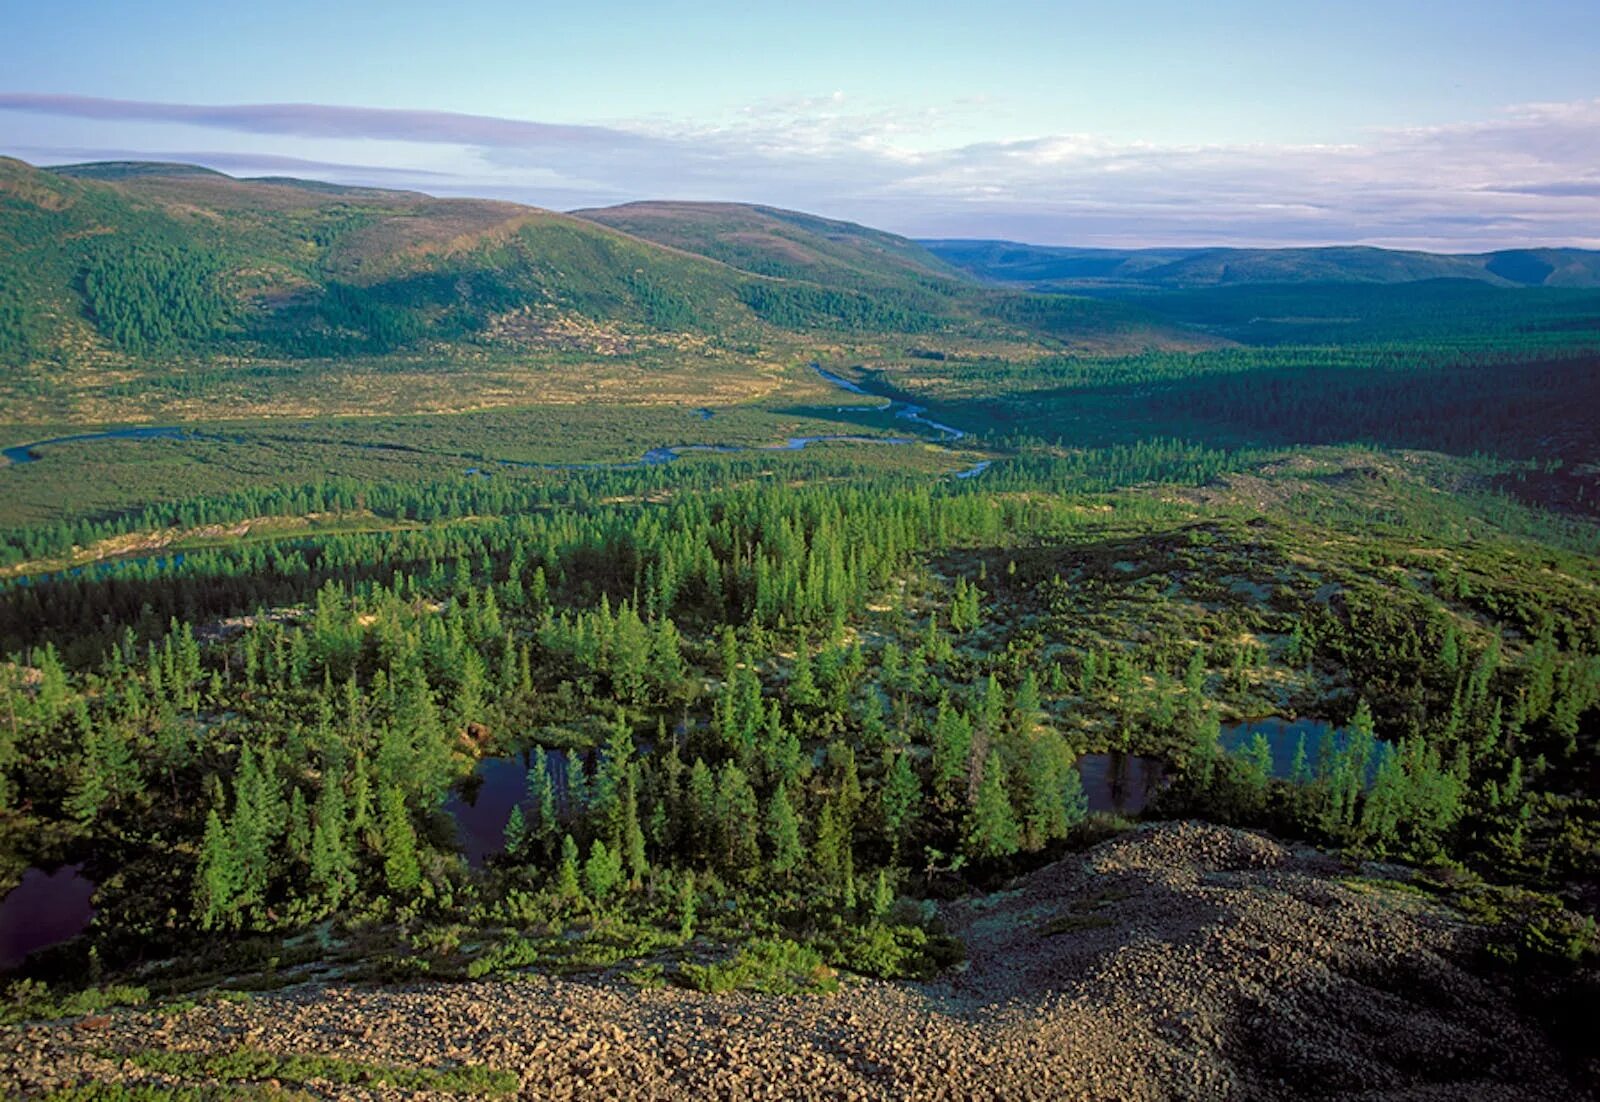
[0,157,1597,1100]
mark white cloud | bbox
[1,92,1596,248]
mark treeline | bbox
[1133,279,1600,348]
[0,452,940,568]
[1141,355,1600,461]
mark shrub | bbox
[676,938,838,995]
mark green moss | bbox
[118,1045,517,1098]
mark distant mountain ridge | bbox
[922,239,1600,289]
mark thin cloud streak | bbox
[0,93,654,149]
[2,92,1597,249]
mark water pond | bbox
[0,865,96,970]
[1218,717,1341,778]
[1076,752,1169,816]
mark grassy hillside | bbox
[925,239,1600,289]
[572,200,970,295]
[2,157,762,363]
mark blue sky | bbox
[3,0,1598,247]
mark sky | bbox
[3,0,1598,249]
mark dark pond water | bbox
[8,552,188,589]
[1218,717,1340,778]
[0,865,96,969]
[1076,752,1169,815]
[443,747,583,866]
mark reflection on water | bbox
[443,748,574,866]
[1218,716,1339,778]
[0,865,95,969]
[1075,752,1168,815]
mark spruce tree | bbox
[621,768,648,888]
[716,763,761,878]
[565,749,591,815]
[965,751,1020,859]
[880,751,922,856]
[309,776,354,906]
[555,834,583,901]
[194,807,240,930]
[504,804,530,859]
[766,783,803,878]
[379,784,422,895]
[527,748,557,853]
[584,838,621,902]
[931,698,973,810]
[677,870,697,940]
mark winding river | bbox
[2,364,991,479]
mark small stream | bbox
[2,427,208,466]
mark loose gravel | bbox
[2,821,1580,1100]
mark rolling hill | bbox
[572,200,970,297]
[924,239,1600,289]
[0,158,1204,380]
[0,156,767,367]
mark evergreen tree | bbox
[583,838,622,902]
[766,783,804,878]
[565,749,591,816]
[309,775,354,906]
[931,698,973,810]
[555,833,583,901]
[194,807,239,930]
[965,751,1021,859]
[286,787,311,867]
[527,748,557,853]
[621,768,648,888]
[677,870,697,940]
[812,799,850,901]
[379,784,422,895]
[716,763,761,878]
[504,804,530,859]
[880,750,922,856]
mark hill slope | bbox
[3,822,1581,1099]
[925,239,1600,289]
[573,200,971,296]
[0,157,768,367]
[0,159,1208,385]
